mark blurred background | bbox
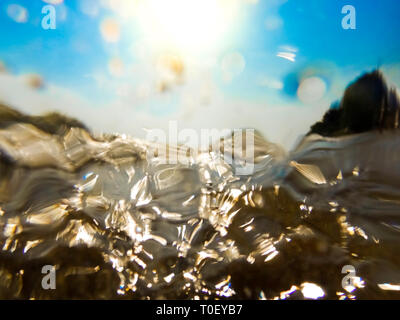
[0,0,399,149]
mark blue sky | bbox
[0,0,400,148]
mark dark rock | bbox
[308,70,400,136]
[0,103,88,135]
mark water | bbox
[1,116,400,300]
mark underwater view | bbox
[1,0,400,301]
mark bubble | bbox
[100,18,120,43]
[106,0,137,19]
[265,16,283,30]
[56,4,68,22]
[23,74,44,90]
[297,77,327,104]
[7,4,28,23]
[258,77,283,90]
[157,54,184,78]
[221,52,245,83]
[80,0,100,16]
[108,57,124,77]
[136,83,151,98]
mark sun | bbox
[136,0,240,54]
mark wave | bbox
[1,114,400,299]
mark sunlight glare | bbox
[136,0,239,54]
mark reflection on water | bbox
[1,108,400,299]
